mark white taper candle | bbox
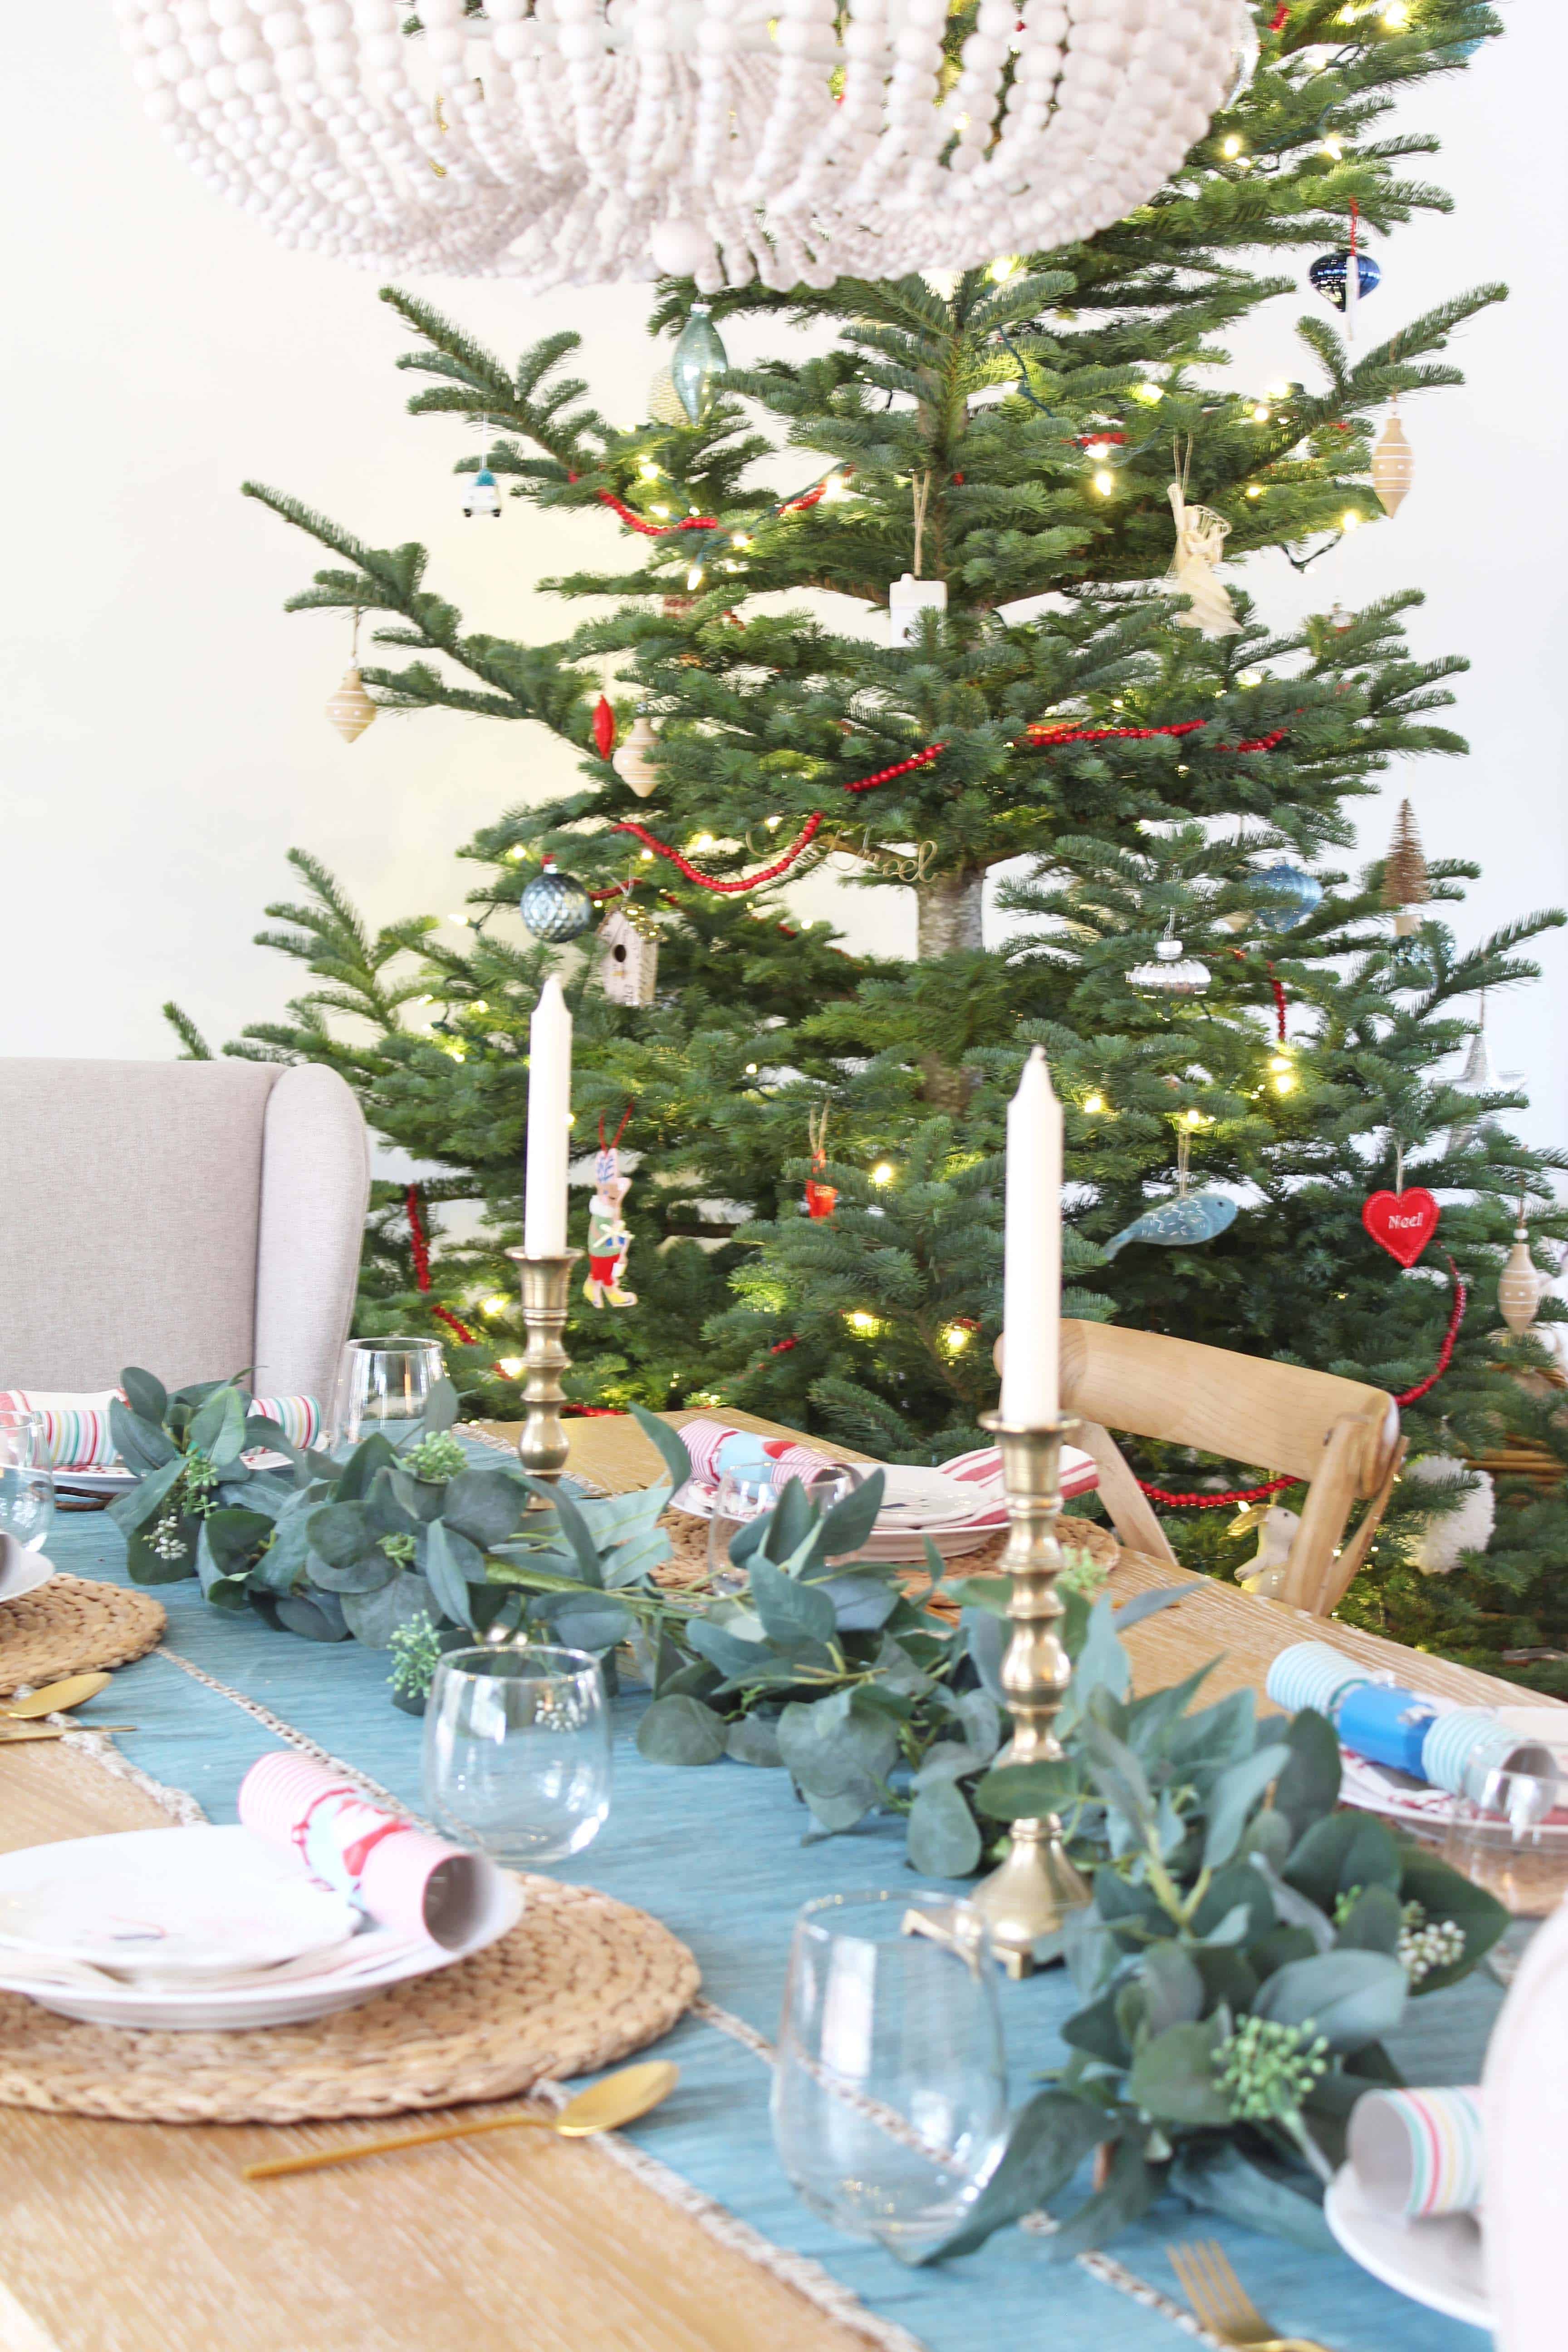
[1000,1045,1062,1424]
[523,975,573,1257]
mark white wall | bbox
[3,9,1564,1142]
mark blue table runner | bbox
[37,1502,1494,2352]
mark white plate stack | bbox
[0,1826,520,2030]
[675,1444,1101,1564]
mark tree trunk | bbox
[915,868,985,1110]
[916,868,985,958]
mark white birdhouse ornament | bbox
[597,910,659,1008]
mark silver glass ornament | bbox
[669,305,729,425]
[519,855,595,942]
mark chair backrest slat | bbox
[1059,1320,1398,1499]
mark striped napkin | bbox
[0,1389,322,1471]
[1348,2085,1484,2217]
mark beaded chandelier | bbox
[119,0,1244,294]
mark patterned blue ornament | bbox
[1308,250,1381,312]
[1101,1192,1239,1261]
[1253,860,1324,933]
[519,856,595,942]
[670,304,729,424]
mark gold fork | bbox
[1167,2239,1332,2352]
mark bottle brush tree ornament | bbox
[1382,799,1430,935]
[1372,399,1415,517]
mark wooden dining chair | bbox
[1050,1320,1404,1617]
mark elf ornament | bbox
[1449,1003,1500,1152]
[583,1112,637,1310]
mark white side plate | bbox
[1324,2164,1490,2330]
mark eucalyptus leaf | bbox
[749,1553,837,1649]
[905,2093,1106,2265]
[109,1396,177,1475]
[414,1377,460,1436]
[522,1477,604,1588]
[1127,2019,1233,2125]
[1272,1705,1342,1841]
[549,1597,635,1651]
[1139,1940,1205,2033]
[1046,2137,1160,2260]
[1203,1743,1291,1871]
[1285,1810,1401,1911]
[342,1572,439,1648]
[636,1695,729,1765]
[274,1592,351,1642]
[1334,1883,1403,1956]
[906,1782,983,1877]
[627,1402,694,1491]
[423,1518,478,1633]
[1251,1948,1408,2051]
[108,1454,187,1539]
[1169,2143,1333,2252]
[442,1468,530,1548]
[120,1367,169,1427]
[806,1470,886,1568]
[726,1715,784,1767]
[308,1500,373,1570]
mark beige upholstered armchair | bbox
[0,1060,370,1410]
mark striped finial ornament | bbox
[1372,401,1415,518]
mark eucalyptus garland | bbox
[113,1376,1502,2256]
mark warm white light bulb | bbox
[1222,133,1244,158]
[1093,468,1115,495]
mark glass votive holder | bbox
[422,1643,611,1865]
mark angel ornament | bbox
[1166,456,1241,639]
[583,1111,638,1310]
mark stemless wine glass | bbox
[1441,1766,1568,1919]
[330,1338,446,1450]
[706,1462,859,1592]
[0,1412,54,1554]
[772,1890,1009,2255]
[422,1644,611,1864]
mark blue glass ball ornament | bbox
[1308,250,1381,312]
[1253,860,1324,933]
[669,304,730,425]
[519,856,595,942]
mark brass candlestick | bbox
[505,1249,581,1478]
[968,1412,1090,1978]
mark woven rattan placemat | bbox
[0,1876,700,2125]
[0,1573,165,1695]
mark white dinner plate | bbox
[1324,2165,1490,2330]
[0,1826,359,1979]
[0,1548,54,1605]
[0,1826,523,2028]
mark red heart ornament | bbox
[1362,1187,1440,1268]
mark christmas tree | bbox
[180,0,1568,1689]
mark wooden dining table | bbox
[0,1408,1553,2352]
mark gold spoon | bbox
[244,2060,680,2181]
[1,1674,114,1720]
[0,1722,136,1745]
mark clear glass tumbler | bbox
[330,1338,446,1450]
[706,1462,858,1592]
[772,1889,1009,2255]
[0,1413,54,1553]
[1441,1767,1568,1918]
[422,1644,612,1864]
